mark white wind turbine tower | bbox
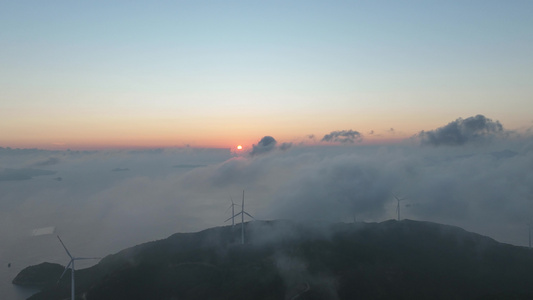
[527,222,531,249]
[393,194,407,221]
[225,190,254,244]
[57,236,101,300]
[525,197,533,249]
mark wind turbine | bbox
[225,190,254,244]
[57,236,101,300]
[225,194,240,227]
[393,194,407,221]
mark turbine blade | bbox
[225,212,243,222]
[394,196,407,202]
[393,193,407,202]
[243,211,255,219]
[225,194,237,213]
[57,260,72,283]
[225,205,232,213]
[57,235,72,258]
[75,257,102,260]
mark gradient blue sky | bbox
[1,1,532,149]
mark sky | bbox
[1,2,533,298]
[1,1,532,149]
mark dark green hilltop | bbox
[14,220,533,300]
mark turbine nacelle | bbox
[393,193,407,221]
[224,195,242,226]
[225,190,254,244]
[56,235,101,300]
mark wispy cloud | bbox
[31,157,60,167]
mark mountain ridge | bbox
[14,219,533,300]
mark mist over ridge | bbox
[1,115,532,251]
[17,219,533,299]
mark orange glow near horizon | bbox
[0,111,421,151]
[0,128,413,151]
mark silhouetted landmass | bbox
[15,220,533,299]
[12,262,64,288]
[0,168,56,181]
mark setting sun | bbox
[237,145,243,150]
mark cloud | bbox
[279,142,292,151]
[321,130,362,144]
[266,153,395,222]
[2,132,533,296]
[194,136,533,246]
[173,164,206,169]
[32,157,60,167]
[0,147,54,156]
[250,136,277,156]
[418,115,504,146]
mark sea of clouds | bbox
[1,115,533,298]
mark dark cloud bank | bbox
[418,114,504,146]
[250,136,292,156]
[250,136,277,156]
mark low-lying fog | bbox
[1,115,533,298]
